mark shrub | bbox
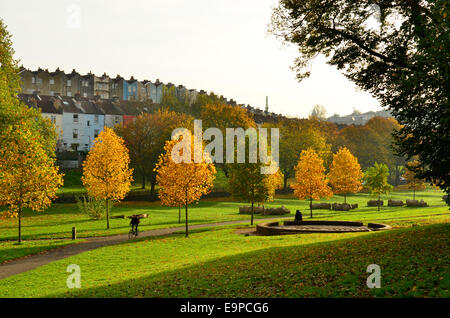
[76,195,112,219]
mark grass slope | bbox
[72,223,449,298]
[0,190,447,241]
[0,222,448,297]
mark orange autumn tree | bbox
[403,160,426,200]
[328,147,363,203]
[156,136,216,237]
[82,127,133,229]
[291,148,332,218]
[0,124,64,243]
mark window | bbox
[83,93,87,97]
[50,115,56,123]
[67,80,72,87]
[32,77,36,84]
[114,116,120,124]
[50,78,55,85]
[67,91,72,97]
[87,120,90,127]
[94,129,99,138]
[73,129,78,139]
[50,91,54,96]
[128,86,132,93]
[73,114,78,123]
[94,115,99,124]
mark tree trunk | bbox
[18,207,22,244]
[178,205,181,224]
[185,203,189,238]
[251,200,254,225]
[106,199,110,229]
[222,165,230,178]
[150,181,156,197]
[310,197,313,218]
[283,174,289,190]
[378,194,380,211]
[141,173,146,189]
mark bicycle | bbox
[128,227,139,239]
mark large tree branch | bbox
[325,27,415,71]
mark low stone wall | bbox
[388,200,404,207]
[406,199,428,207]
[256,220,391,236]
[239,206,290,215]
[367,200,384,207]
[283,220,364,227]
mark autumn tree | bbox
[270,118,331,189]
[365,117,406,185]
[156,137,216,237]
[328,147,363,203]
[115,110,192,194]
[364,163,393,211]
[335,125,388,171]
[0,20,63,243]
[310,104,327,120]
[403,160,426,200]
[82,128,133,229]
[200,103,256,132]
[291,149,332,217]
[0,124,63,243]
[229,161,283,225]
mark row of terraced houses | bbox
[19,67,284,158]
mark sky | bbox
[0,0,382,118]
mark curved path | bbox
[0,217,290,280]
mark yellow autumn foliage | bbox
[291,148,332,217]
[156,137,216,207]
[0,124,64,219]
[328,147,363,202]
[82,127,133,201]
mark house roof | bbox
[18,93,64,114]
[97,100,125,115]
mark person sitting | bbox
[295,210,303,222]
[130,215,140,234]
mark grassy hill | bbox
[0,223,448,297]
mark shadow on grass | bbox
[49,223,449,298]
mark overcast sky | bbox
[0,0,382,118]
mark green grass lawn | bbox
[56,168,230,195]
[0,189,447,241]
[0,221,447,297]
[0,240,83,264]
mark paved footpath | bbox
[0,217,289,280]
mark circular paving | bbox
[256,220,391,236]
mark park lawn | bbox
[56,168,230,195]
[0,189,447,240]
[0,239,83,264]
[0,222,447,298]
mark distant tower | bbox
[265,96,269,113]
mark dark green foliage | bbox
[270,0,449,196]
